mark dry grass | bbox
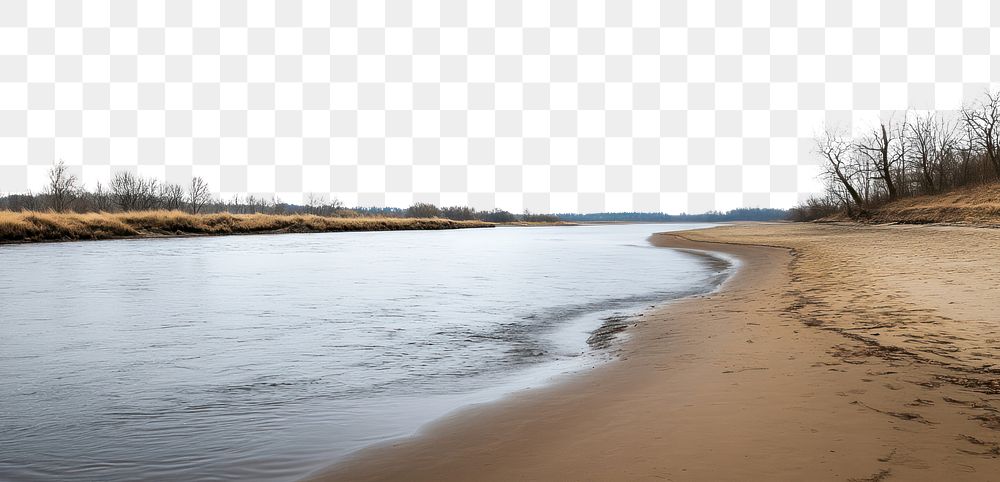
[0,210,493,244]
[860,183,1000,225]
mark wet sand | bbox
[311,223,1000,481]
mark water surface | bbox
[0,223,728,481]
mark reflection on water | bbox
[0,224,728,481]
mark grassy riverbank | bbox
[0,210,493,244]
[857,182,1000,225]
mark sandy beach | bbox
[312,223,1000,481]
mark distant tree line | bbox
[793,90,1000,221]
[350,205,524,222]
[0,163,351,216]
[556,208,789,223]
[400,203,558,223]
[0,164,558,223]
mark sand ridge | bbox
[311,223,1000,481]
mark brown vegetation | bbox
[842,182,1000,225]
[0,210,492,244]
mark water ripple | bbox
[0,224,727,481]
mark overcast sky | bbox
[0,0,996,212]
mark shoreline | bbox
[301,235,735,479]
[0,210,493,245]
[308,228,782,481]
[311,223,1000,481]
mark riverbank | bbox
[313,222,1000,481]
[0,210,492,244]
[819,182,1000,226]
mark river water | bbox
[0,223,729,481]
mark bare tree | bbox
[91,181,114,211]
[110,171,139,211]
[270,196,287,215]
[187,176,211,214]
[817,130,865,209]
[961,91,1000,178]
[159,183,186,211]
[797,91,1000,220]
[301,193,344,216]
[237,194,270,214]
[226,194,243,213]
[110,171,159,211]
[857,120,899,201]
[305,193,324,215]
[908,114,937,192]
[907,113,959,194]
[955,127,978,186]
[45,160,80,212]
[890,116,913,197]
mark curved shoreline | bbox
[302,230,740,480]
[306,230,792,481]
[309,223,1000,481]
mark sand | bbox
[310,223,1000,481]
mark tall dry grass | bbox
[861,183,1000,225]
[0,210,493,244]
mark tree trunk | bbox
[879,124,897,200]
[835,169,865,208]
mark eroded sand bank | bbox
[312,223,1000,481]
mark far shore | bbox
[312,222,1000,481]
[0,210,494,245]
